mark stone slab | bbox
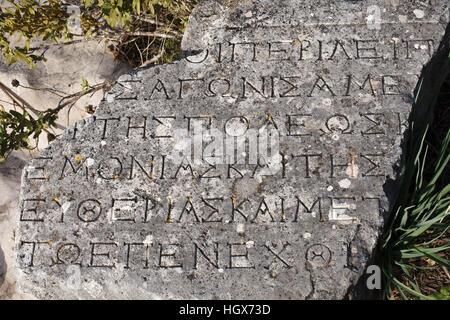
[15,0,448,299]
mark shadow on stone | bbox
[0,245,6,287]
[367,22,450,300]
[345,22,450,301]
[381,20,450,249]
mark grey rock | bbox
[0,245,5,287]
[15,0,448,299]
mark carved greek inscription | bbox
[32,148,394,185]
[159,243,183,268]
[113,80,139,101]
[133,73,415,101]
[111,197,138,222]
[360,113,386,136]
[26,157,52,180]
[264,242,292,269]
[124,242,149,269]
[96,117,120,139]
[56,243,82,266]
[54,113,409,147]
[201,197,224,222]
[151,116,176,138]
[12,240,274,270]
[77,199,102,222]
[182,37,437,64]
[59,155,88,180]
[360,154,384,177]
[89,242,118,268]
[127,116,147,139]
[227,242,255,269]
[19,194,385,225]
[193,242,219,269]
[286,114,312,137]
[306,244,331,267]
[396,112,409,135]
[18,15,439,285]
[345,75,376,96]
[20,198,46,222]
[148,79,171,100]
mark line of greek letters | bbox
[182,39,435,64]
[19,240,298,270]
[91,113,397,140]
[139,74,412,100]
[28,152,388,182]
[20,195,381,224]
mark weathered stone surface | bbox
[16,0,448,299]
[0,0,130,299]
